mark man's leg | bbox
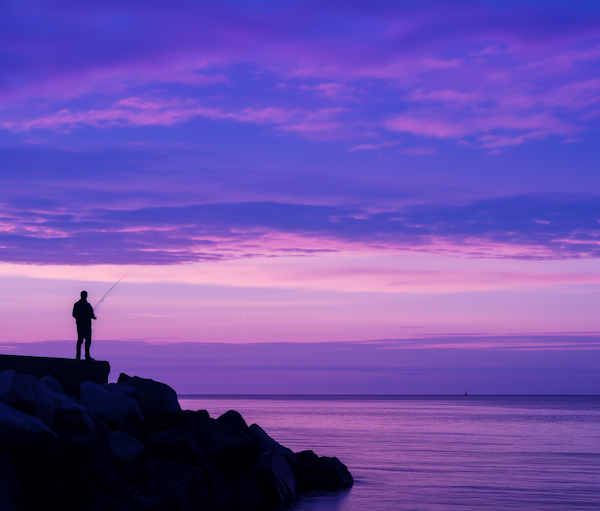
[76,333,83,360]
[84,332,93,360]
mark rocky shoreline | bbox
[0,370,353,511]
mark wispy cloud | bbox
[1,2,598,148]
[386,111,572,147]
[402,147,437,155]
[1,194,598,265]
[348,141,401,152]
[2,97,350,140]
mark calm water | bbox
[178,396,600,510]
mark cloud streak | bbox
[1,194,598,265]
[2,97,351,141]
[1,1,599,147]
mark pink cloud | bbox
[402,147,437,155]
[2,98,221,131]
[386,110,572,147]
[407,88,476,105]
[2,97,351,140]
[301,82,357,100]
[1,3,599,148]
[477,132,547,149]
[348,141,400,152]
[386,115,468,138]
[523,45,600,75]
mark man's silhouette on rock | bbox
[73,291,96,360]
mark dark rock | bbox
[117,461,147,486]
[253,450,296,507]
[50,397,134,510]
[0,354,110,397]
[231,476,263,511]
[147,460,212,511]
[184,409,210,420]
[216,410,249,433]
[109,430,149,465]
[148,437,205,467]
[52,396,108,455]
[0,400,58,445]
[166,409,190,421]
[118,373,181,421]
[0,477,17,511]
[291,450,353,491]
[147,430,169,445]
[249,424,293,457]
[167,420,253,459]
[288,450,320,491]
[6,393,133,511]
[0,370,56,427]
[140,472,191,511]
[167,420,258,482]
[0,450,21,504]
[0,370,354,510]
[320,456,354,488]
[79,381,147,438]
[40,374,68,395]
[102,382,143,402]
[145,410,190,432]
[148,436,235,511]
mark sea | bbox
[178,396,600,511]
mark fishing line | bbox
[94,269,139,312]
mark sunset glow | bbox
[1,1,598,393]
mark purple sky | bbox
[1,1,599,393]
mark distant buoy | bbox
[464,392,467,396]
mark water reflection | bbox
[179,396,600,511]
[286,488,352,511]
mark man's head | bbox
[80,291,88,299]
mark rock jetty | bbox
[0,369,353,511]
[0,354,110,397]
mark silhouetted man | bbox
[73,291,96,360]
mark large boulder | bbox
[167,420,258,482]
[147,460,212,511]
[290,450,353,491]
[320,456,354,488]
[149,436,205,467]
[0,450,21,505]
[138,472,191,511]
[184,409,210,420]
[118,374,181,421]
[167,420,253,459]
[253,450,296,507]
[148,436,236,511]
[0,477,17,511]
[109,430,148,465]
[216,410,249,433]
[6,393,133,511]
[40,374,68,396]
[248,424,293,457]
[78,381,147,438]
[0,370,56,427]
[0,400,58,445]
[52,399,134,508]
[102,382,143,402]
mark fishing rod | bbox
[94,269,138,312]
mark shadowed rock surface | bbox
[0,369,353,511]
[0,355,110,397]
